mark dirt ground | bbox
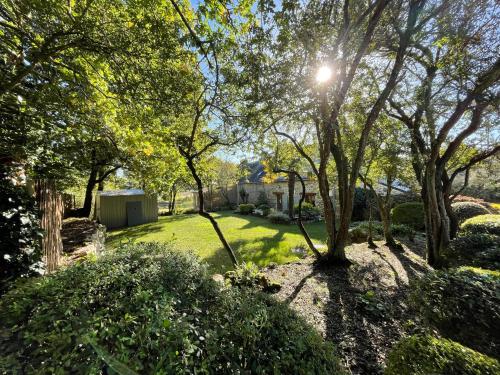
[263,235,430,375]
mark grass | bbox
[106,211,327,273]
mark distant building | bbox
[96,189,158,229]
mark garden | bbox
[1,0,500,374]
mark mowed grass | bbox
[106,211,327,272]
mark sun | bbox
[316,66,332,83]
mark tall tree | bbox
[388,0,500,266]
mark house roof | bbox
[240,161,308,184]
[98,189,145,196]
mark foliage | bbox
[451,202,490,223]
[294,202,320,221]
[238,203,255,215]
[0,243,343,374]
[0,166,43,293]
[409,267,500,357]
[268,212,292,224]
[255,204,271,217]
[461,214,500,236]
[385,335,500,375]
[224,262,281,292]
[443,233,499,270]
[352,187,371,221]
[348,221,413,243]
[256,191,270,207]
[391,202,425,230]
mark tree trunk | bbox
[36,180,63,272]
[287,172,295,219]
[422,164,449,267]
[185,157,238,267]
[80,166,98,218]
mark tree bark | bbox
[81,166,98,218]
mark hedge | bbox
[385,335,500,375]
[391,202,425,230]
[238,203,255,215]
[268,212,291,224]
[0,243,343,374]
[452,201,490,223]
[443,233,499,270]
[409,267,500,357]
[460,214,500,236]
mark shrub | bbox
[461,214,500,236]
[348,221,413,243]
[257,204,271,216]
[453,195,494,210]
[409,267,500,357]
[238,203,255,215]
[256,191,269,207]
[443,233,499,270]
[385,335,500,375]
[181,207,198,215]
[294,202,321,221]
[451,202,490,223]
[0,243,343,374]
[268,212,291,224]
[391,202,425,230]
[225,262,281,292]
[0,166,43,294]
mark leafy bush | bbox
[391,202,425,230]
[0,166,43,294]
[268,212,291,224]
[461,214,500,236]
[256,191,269,207]
[451,202,490,223]
[238,203,255,215]
[453,195,494,210]
[181,207,198,215]
[225,262,281,292]
[294,202,321,221]
[0,243,343,374]
[385,335,500,375]
[256,204,271,216]
[443,233,499,270]
[348,221,413,243]
[409,267,500,357]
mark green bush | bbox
[348,221,413,243]
[409,267,500,357]
[268,212,291,224]
[0,243,343,374]
[452,202,490,223]
[461,214,500,236]
[225,262,281,292]
[256,204,271,216]
[1,165,43,294]
[256,191,269,207]
[443,233,499,270]
[391,202,425,230]
[238,203,255,215]
[294,202,321,221]
[385,335,500,375]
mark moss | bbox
[390,202,424,230]
[385,335,500,375]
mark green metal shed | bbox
[96,189,158,229]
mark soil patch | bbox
[263,234,429,375]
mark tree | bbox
[240,0,428,264]
[388,0,500,266]
[359,116,413,250]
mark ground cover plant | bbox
[0,243,343,374]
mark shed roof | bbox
[98,189,145,197]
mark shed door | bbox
[126,201,143,227]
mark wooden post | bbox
[36,180,63,272]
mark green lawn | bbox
[106,211,327,272]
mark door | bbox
[276,193,283,211]
[126,201,143,227]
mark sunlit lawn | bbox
[106,211,327,272]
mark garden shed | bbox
[96,189,158,229]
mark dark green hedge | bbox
[238,203,255,214]
[385,335,500,375]
[451,202,490,223]
[409,267,500,358]
[443,233,499,270]
[391,202,425,230]
[0,243,343,374]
